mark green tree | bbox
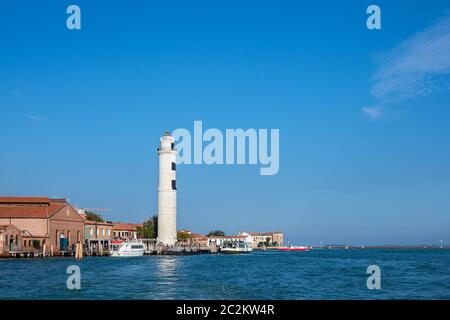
[177,230,192,242]
[207,230,225,237]
[85,211,104,222]
[137,215,158,239]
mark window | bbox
[90,228,93,236]
[172,162,176,171]
[24,240,27,247]
[171,142,174,150]
[108,229,111,236]
[172,180,176,190]
[102,229,105,236]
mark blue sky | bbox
[1,1,450,245]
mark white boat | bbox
[277,245,311,252]
[221,242,253,254]
[110,240,145,257]
[277,241,312,251]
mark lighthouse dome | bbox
[159,131,175,152]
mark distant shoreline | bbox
[308,245,449,250]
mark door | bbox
[60,236,69,252]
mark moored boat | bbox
[221,242,253,254]
[110,240,145,257]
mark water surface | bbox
[1,249,449,299]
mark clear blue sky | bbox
[1,1,450,245]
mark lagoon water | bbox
[1,249,450,300]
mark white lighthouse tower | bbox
[157,130,177,246]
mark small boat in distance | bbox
[110,240,145,257]
[221,242,253,254]
[277,244,311,252]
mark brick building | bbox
[0,197,85,255]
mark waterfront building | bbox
[190,233,208,248]
[177,230,209,248]
[113,222,142,240]
[157,131,177,246]
[0,224,22,256]
[239,231,284,248]
[0,197,85,255]
[84,220,114,250]
[272,232,284,246]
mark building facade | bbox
[85,221,114,241]
[0,197,85,255]
[189,233,208,248]
[0,224,22,256]
[84,220,114,251]
[240,231,284,248]
[272,232,284,246]
[113,223,142,240]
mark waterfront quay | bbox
[0,196,284,259]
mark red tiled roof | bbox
[190,233,207,239]
[85,220,113,226]
[0,197,67,218]
[0,197,50,204]
[113,223,143,231]
[0,203,66,219]
[178,230,206,239]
